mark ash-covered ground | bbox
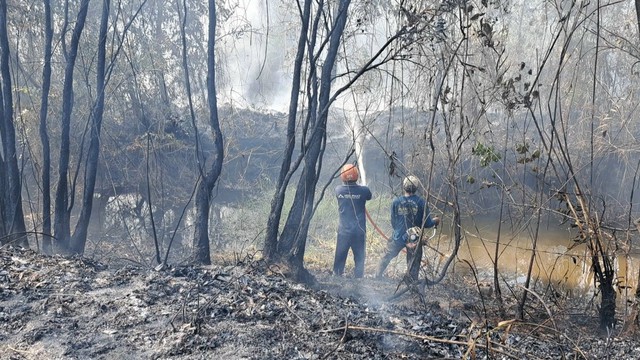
[1,246,639,359]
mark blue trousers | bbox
[333,230,366,278]
[376,239,423,280]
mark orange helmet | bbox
[340,164,359,182]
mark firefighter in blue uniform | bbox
[376,175,440,281]
[333,164,372,278]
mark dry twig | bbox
[321,324,520,358]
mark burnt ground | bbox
[1,246,639,359]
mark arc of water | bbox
[352,115,367,186]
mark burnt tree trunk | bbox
[277,0,352,281]
[53,0,90,253]
[70,0,110,255]
[263,0,312,262]
[0,0,27,248]
[192,0,224,265]
[636,0,640,42]
[598,263,617,331]
[39,0,54,254]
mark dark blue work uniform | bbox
[333,183,372,277]
[376,194,437,280]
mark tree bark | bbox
[0,76,6,242]
[192,0,224,265]
[70,0,110,255]
[598,264,617,331]
[636,0,640,42]
[263,0,312,262]
[53,0,91,253]
[278,0,352,279]
[39,0,54,254]
[0,32,7,242]
[624,218,640,334]
[0,0,28,248]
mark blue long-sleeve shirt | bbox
[390,194,436,243]
[335,183,372,234]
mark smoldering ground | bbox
[2,246,640,359]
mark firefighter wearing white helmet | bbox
[403,175,421,193]
[333,164,372,278]
[376,175,440,280]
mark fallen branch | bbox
[320,324,519,358]
[320,314,349,360]
[6,345,34,355]
[517,285,590,358]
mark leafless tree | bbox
[38,0,54,254]
[53,0,91,253]
[191,0,224,265]
[0,0,28,248]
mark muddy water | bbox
[426,222,639,298]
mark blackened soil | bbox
[1,247,639,359]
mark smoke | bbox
[217,0,294,112]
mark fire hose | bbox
[365,208,389,241]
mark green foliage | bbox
[472,143,501,167]
[515,142,542,164]
[515,142,529,154]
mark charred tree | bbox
[69,0,110,255]
[39,0,54,254]
[192,0,224,265]
[636,0,640,41]
[263,0,312,263]
[556,188,617,331]
[0,0,28,248]
[276,0,352,282]
[53,0,91,253]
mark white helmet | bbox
[403,175,421,193]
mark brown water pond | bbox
[422,221,639,301]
